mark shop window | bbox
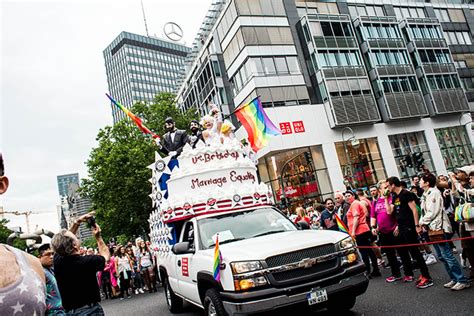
[435,126,473,171]
[335,138,387,190]
[259,146,332,207]
[389,132,435,181]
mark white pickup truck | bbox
[159,205,368,316]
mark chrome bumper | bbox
[222,266,368,315]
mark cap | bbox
[455,165,474,175]
[165,117,174,124]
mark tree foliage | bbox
[81,93,197,241]
[0,218,28,251]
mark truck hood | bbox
[203,230,349,262]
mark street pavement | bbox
[102,260,474,315]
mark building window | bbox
[235,0,286,16]
[335,138,387,190]
[435,126,473,171]
[393,6,425,20]
[444,32,472,45]
[461,77,474,90]
[258,146,332,207]
[348,5,384,17]
[389,132,435,180]
[434,9,450,22]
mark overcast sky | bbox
[1,0,212,232]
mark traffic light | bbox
[304,152,313,165]
[413,152,425,171]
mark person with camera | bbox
[419,173,468,291]
[51,212,110,315]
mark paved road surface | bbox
[102,260,474,315]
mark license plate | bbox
[307,288,328,305]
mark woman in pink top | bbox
[345,190,381,278]
[108,255,119,298]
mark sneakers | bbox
[451,282,470,291]
[425,254,437,265]
[386,276,403,283]
[139,288,144,294]
[416,277,434,289]
[135,289,139,295]
[377,259,385,267]
[404,276,415,283]
[415,275,423,285]
[443,280,456,288]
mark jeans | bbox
[66,303,104,315]
[378,232,401,277]
[433,242,468,284]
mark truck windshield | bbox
[198,208,297,249]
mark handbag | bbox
[427,192,445,242]
[454,193,474,223]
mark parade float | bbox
[106,93,368,316]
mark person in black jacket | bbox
[159,117,188,158]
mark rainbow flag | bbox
[335,213,351,236]
[213,234,222,282]
[106,93,159,140]
[234,97,281,152]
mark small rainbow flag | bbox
[234,97,281,152]
[106,93,160,140]
[213,234,222,282]
[335,213,351,236]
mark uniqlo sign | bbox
[292,121,305,133]
[279,122,292,134]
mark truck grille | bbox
[265,244,339,286]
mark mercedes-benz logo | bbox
[163,22,183,42]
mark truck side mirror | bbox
[297,220,310,230]
[172,241,195,255]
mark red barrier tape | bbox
[356,235,474,249]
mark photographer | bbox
[51,212,110,315]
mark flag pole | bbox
[222,95,261,120]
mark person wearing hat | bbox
[159,117,188,158]
[220,120,235,145]
[188,119,203,149]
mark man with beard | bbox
[159,117,188,158]
[188,120,203,149]
[320,198,339,231]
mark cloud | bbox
[1,0,211,232]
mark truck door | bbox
[176,221,201,305]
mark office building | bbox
[104,31,191,123]
[57,173,79,198]
[57,173,79,229]
[176,0,474,206]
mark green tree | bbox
[0,218,28,251]
[81,92,197,241]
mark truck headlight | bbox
[231,261,263,274]
[234,276,268,291]
[338,236,355,250]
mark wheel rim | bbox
[208,301,217,316]
[165,282,172,307]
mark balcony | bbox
[431,89,470,114]
[322,66,366,78]
[412,38,447,49]
[367,38,405,49]
[313,36,358,49]
[330,94,380,126]
[376,65,414,77]
[421,63,456,74]
[384,92,427,119]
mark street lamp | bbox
[341,127,359,190]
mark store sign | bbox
[280,122,292,134]
[293,121,305,133]
[276,183,319,200]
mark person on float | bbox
[201,104,222,145]
[188,119,203,149]
[220,120,235,145]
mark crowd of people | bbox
[286,166,474,291]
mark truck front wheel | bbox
[204,288,228,316]
[163,276,183,313]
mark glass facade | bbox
[335,138,387,190]
[388,132,435,180]
[258,146,332,207]
[434,126,473,171]
[103,32,190,123]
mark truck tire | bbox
[326,296,356,312]
[204,288,228,316]
[163,276,183,313]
